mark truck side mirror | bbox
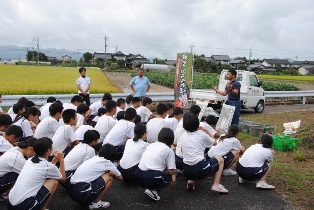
[257,80,262,87]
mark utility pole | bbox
[104,35,109,65]
[295,56,298,61]
[190,45,194,54]
[115,46,118,53]
[249,47,252,65]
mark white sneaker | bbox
[144,189,160,201]
[238,177,245,184]
[256,181,275,189]
[222,169,237,176]
[89,200,110,209]
[211,184,229,193]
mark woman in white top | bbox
[7,137,65,210]
[118,123,149,183]
[236,134,276,189]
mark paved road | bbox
[241,104,314,115]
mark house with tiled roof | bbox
[211,55,231,65]
[126,54,150,68]
[112,51,126,61]
[93,52,113,61]
[261,59,290,68]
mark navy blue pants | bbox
[226,100,241,125]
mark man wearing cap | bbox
[129,68,151,98]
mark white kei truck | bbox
[190,70,266,113]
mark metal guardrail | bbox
[1,91,314,107]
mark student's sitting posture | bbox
[7,137,66,210]
[0,125,23,155]
[165,102,174,118]
[165,107,183,132]
[208,124,245,176]
[146,103,168,143]
[76,103,92,128]
[94,100,117,151]
[52,109,79,156]
[62,130,99,189]
[7,97,28,121]
[69,144,123,209]
[116,111,125,121]
[13,107,40,141]
[113,98,126,120]
[117,123,149,183]
[136,97,155,123]
[75,125,95,142]
[62,95,83,111]
[89,107,107,126]
[34,102,63,139]
[134,128,176,201]
[199,115,220,139]
[39,96,57,121]
[181,114,228,193]
[125,95,133,109]
[236,134,276,189]
[130,97,141,109]
[102,108,137,160]
[89,93,112,118]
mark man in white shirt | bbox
[146,103,168,143]
[76,67,92,106]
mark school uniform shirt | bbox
[90,101,104,116]
[75,125,95,141]
[94,115,117,144]
[103,120,135,146]
[76,113,85,128]
[207,136,242,158]
[13,118,33,138]
[70,156,121,184]
[138,141,176,172]
[52,125,76,153]
[113,107,125,119]
[164,117,179,132]
[0,136,13,153]
[181,131,215,166]
[0,147,26,177]
[146,118,166,144]
[39,102,52,121]
[7,107,15,120]
[63,103,77,111]
[126,103,132,109]
[199,122,217,136]
[136,106,152,123]
[8,157,62,206]
[34,116,60,139]
[64,143,95,171]
[92,116,99,122]
[76,76,91,94]
[239,144,274,168]
[174,120,185,158]
[119,139,149,169]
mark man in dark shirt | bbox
[212,69,241,125]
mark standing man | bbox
[212,69,241,125]
[76,67,91,106]
[129,68,151,98]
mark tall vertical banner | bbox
[174,52,193,109]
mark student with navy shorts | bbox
[208,124,245,176]
[118,123,149,183]
[69,144,123,209]
[7,137,66,210]
[236,134,276,189]
[134,128,176,201]
[0,138,36,201]
[181,114,228,193]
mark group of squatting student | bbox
[0,95,276,209]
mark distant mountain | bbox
[0,45,83,60]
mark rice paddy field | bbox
[0,65,120,94]
[258,75,314,82]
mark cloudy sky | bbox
[0,0,313,60]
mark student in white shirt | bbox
[0,125,23,155]
[89,93,112,119]
[166,102,174,118]
[62,95,83,111]
[75,125,95,141]
[7,97,28,121]
[134,128,176,201]
[69,144,123,209]
[102,108,137,160]
[94,100,117,151]
[39,96,57,121]
[116,111,125,121]
[136,97,155,123]
[165,107,183,132]
[76,67,92,106]
[236,134,275,189]
[0,138,36,199]
[181,114,228,193]
[200,115,220,138]
[118,123,149,183]
[76,103,91,128]
[113,98,126,119]
[0,114,13,133]
[131,97,141,109]
[125,95,133,109]
[62,130,98,189]
[208,124,245,176]
[34,102,63,139]
[52,109,78,156]
[146,103,168,143]
[7,137,65,210]
[89,107,107,127]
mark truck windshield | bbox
[224,73,243,81]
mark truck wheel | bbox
[254,100,264,113]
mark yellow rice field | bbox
[0,65,120,95]
[258,75,314,82]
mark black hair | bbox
[228,69,237,77]
[47,97,57,103]
[142,97,152,106]
[117,98,126,107]
[49,102,64,116]
[260,134,273,148]
[134,115,141,124]
[77,103,90,115]
[17,97,28,105]
[62,109,76,124]
[158,128,174,146]
[126,95,133,104]
[0,114,12,126]
[79,67,86,73]
[116,111,125,121]
[125,108,137,121]
[200,116,206,122]
[156,103,168,115]
[173,107,183,116]
[105,100,117,113]
[102,93,112,101]
[19,137,36,149]
[14,107,40,123]
[83,130,99,144]
[167,103,174,110]
[71,95,83,103]
[132,97,141,104]
[205,115,218,126]
[31,137,53,163]
[220,124,239,141]
[13,103,24,114]
[183,114,199,132]
[97,107,107,116]
[99,143,117,162]
[133,123,146,142]
[138,68,145,72]
[189,105,201,115]
[5,125,23,138]
[24,100,35,109]
[55,100,63,105]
